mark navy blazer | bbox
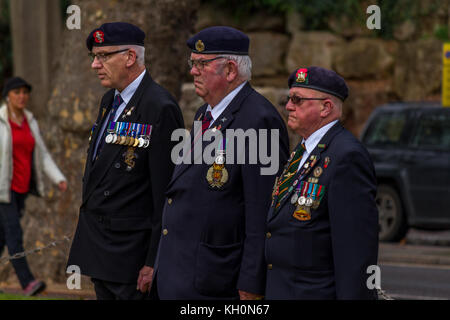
[153,82,289,299]
[265,122,379,299]
[67,71,184,283]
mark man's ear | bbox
[225,60,238,82]
[320,99,333,118]
[126,50,137,67]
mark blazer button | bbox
[167,198,172,205]
[162,229,168,236]
[268,264,273,270]
[114,163,121,169]
[104,191,110,197]
[266,232,272,239]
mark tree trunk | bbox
[9,0,62,118]
[1,0,199,286]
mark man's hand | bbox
[137,265,154,293]
[239,290,264,300]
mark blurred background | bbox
[0,0,449,299]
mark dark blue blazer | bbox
[265,122,379,299]
[67,71,184,283]
[153,82,289,299]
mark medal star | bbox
[221,117,227,122]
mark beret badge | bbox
[296,68,308,84]
[94,30,104,44]
[195,39,205,52]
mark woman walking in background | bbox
[0,77,67,296]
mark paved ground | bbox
[1,228,449,300]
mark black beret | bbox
[288,66,348,101]
[86,22,145,51]
[2,77,32,98]
[187,26,249,55]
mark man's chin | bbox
[99,79,113,88]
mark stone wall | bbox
[179,2,446,148]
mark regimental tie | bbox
[202,110,213,134]
[274,142,306,210]
[93,94,123,161]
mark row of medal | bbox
[291,181,325,210]
[105,121,153,148]
[291,181,325,221]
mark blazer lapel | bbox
[82,90,114,197]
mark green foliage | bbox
[202,0,445,40]
[292,0,363,31]
[434,24,449,42]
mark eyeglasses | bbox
[287,95,326,105]
[188,57,226,70]
[88,48,129,62]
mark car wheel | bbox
[376,184,408,242]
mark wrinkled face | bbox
[7,86,30,110]
[189,53,228,106]
[285,87,324,138]
[90,46,128,89]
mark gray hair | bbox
[219,54,252,81]
[118,44,145,66]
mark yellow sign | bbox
[442,43,450,107]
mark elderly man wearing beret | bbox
[151,26,289,300]
[265,66,379,299]
[67,22,184,300]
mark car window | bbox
[363,112,407,146]
[411,111,450,150]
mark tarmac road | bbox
[380,263,450,300]
[379,228,450,300]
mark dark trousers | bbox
[91,278,151,300]
[0,191,35,288]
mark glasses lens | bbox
[289,95,301,104]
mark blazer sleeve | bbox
[328,148,379,299]
[237,111,289,295]
[145,101,184,267]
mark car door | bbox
[401,109,450,226]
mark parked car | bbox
[360,102,450,242]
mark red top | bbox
[9,117,35,194]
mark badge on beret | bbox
[94,30,104,43]
[195,40,205,52]
[296,68,308,84]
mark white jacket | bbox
[0,103,66,203]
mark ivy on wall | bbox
[202,0,445,40]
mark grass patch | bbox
[0,293,62,300]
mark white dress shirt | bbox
[298,120,338,171]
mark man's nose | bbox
[285,99,295,111]
[91,57,102,69]
[190,65,200,76]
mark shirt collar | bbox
[114,69,146,104]
[303,120,338,154]
[206,81,247,122]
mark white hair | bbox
[118,44,145,66]
[219,54,252,81]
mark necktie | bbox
[202,111,213,134]
[274,142,306,210]
[93,94,123,161]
